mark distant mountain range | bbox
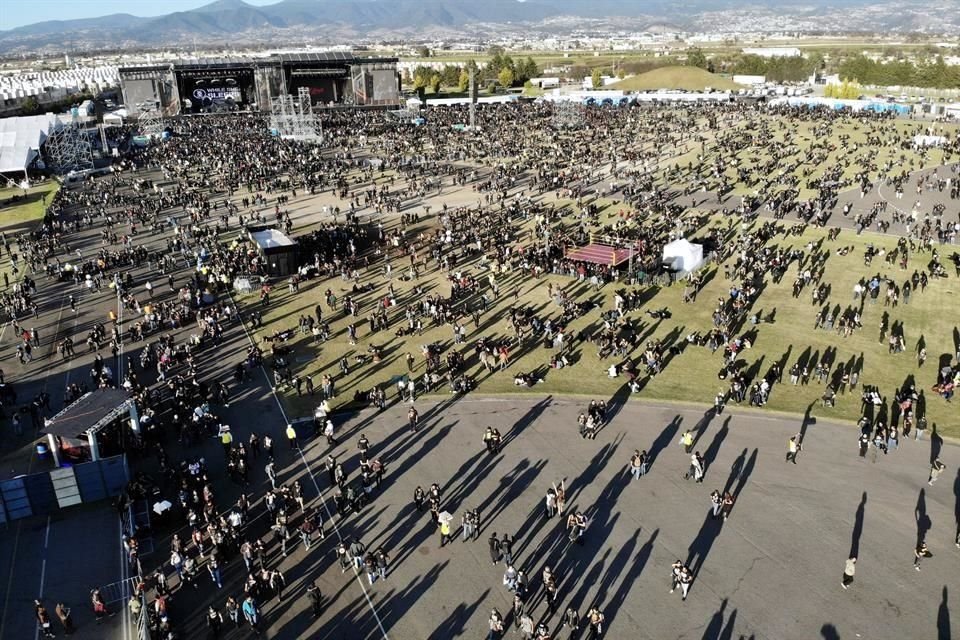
[0,0,955,53]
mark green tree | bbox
[430,74,442,94]
[458,68,470,93]
[591,68,603,89]
[412,65,433,90]
[686,47,708,69]
[20,96,40,115]
[416,46,431,58]
[498,67,515,89]
[515,57,539,83]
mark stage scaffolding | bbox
[268,87,322,142]
[45,116,93,175]
[136,102,164,139]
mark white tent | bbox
[913,134,946,147]
[662,238,704,272]
[0,113,60,175]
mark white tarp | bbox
[0,113,60,173]
[913,134,946,147]
[662,238,704,272]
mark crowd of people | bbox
[6,98,958,638]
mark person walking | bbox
[34,601,56,638]
[286,423,299,449]
[561,606,580,634]
[487,608,504,640]
[241,596,261,635]
[461,510,475,541]
[207,559,223,589]
[684,452,704,482]
[306,582,322,619]
[90,589,108,624]
[785,434,802,464]
[488,533,502,565]
[54,602,74,635]
[206,606,223,639]
[265,459,277,490]
[841,557,856,589]
[587,607,605,638]
[518,612,535,640]
[629,449,648,479]
[678,565,693,600]
[928,458,946,485]
[439,519,452,547]
[375,548,390,581]
[914,541,930,571]
[680,430,694,453]
[710,490,723,519]
[224,596,240,629]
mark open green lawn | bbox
[234,211,960,439]
[0,180,57,228]
[610,66,743,92]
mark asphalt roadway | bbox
[0,151,957,639]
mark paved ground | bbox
[0,129,957,639]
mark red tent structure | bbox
[565,243,632,266]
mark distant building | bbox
[733,74,766,86]
[742,47,802,58]
[529,77,560,89]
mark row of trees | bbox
[838,54,960,89]
[823,80,863,99]
[404,52,540,93]
[686,47,823,83]
[731,53,823,83]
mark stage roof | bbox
[565,243,633,267]
[42,389,131,438]
[0,114,60,174]
[251,229,296,250]
[278,52,355,64]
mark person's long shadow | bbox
[691,407,718,448]
[731,449,758,506]
[686,509,723,579]
[701,598,729,640]
[719,608,740,640]
[849,491,867,558]
[954,469,960,545]
[799,401,816,441]
[500,395,553,449]
[648,415,683,469]
[916,488,932,546]
[723,448,747,496]
[426,587,490,640]
[702,417,730,479]
[930,423,943,465]
[597,528,658,635]
[820,623,841,640]
[938,585,951,640]
[603,382,631,425]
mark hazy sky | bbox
[0,0,280,31]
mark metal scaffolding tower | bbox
[268,89,322,142]
[136,102,164,139]
[45,116,93,175]
[553,99,584,130]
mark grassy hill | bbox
[611,66,743,92]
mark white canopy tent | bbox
[0,113,60,176]
[662,238,704,273]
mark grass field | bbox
[0,180,58,227]
[610,66,743,92]
[236,208,960,439]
